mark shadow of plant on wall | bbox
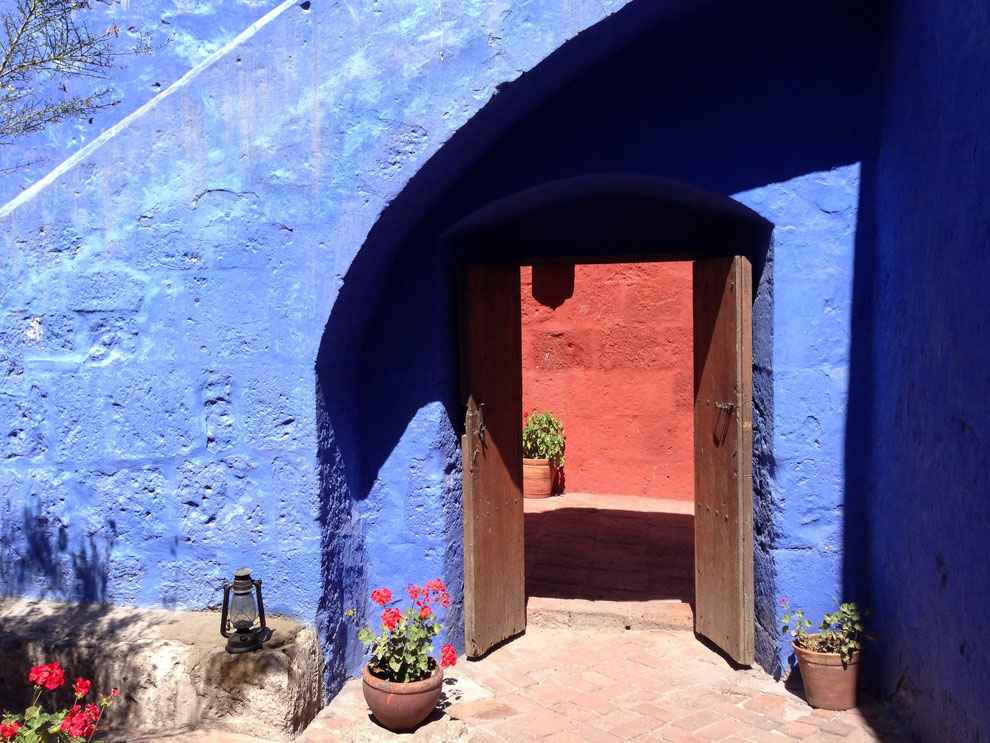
[0,503,113,604]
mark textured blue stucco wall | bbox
[0,0,662,698]
[857,1,990,740]
[734,167,860,672]
[4,0,987,736]
[0,0,270,205]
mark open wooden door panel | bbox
[693,255,755,665]
[459,264,526,658]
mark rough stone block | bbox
[68,270,148,313]
[0,599,323,741]
[0,386,48,460]
[0,313,76,354]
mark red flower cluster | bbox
[381,607,402,631]
[72,677,92,697]
[440,644,457,668]
[28,662,65,691]
[371,588,392,606]
[0,721,20,741]
[60,704,100,738]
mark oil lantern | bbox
[220,568,268,653]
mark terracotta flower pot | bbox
[522,458,554,498]
[793,639,862,711]
[362,662,443,732]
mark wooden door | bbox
[458,264,526,658]
[693,255,754,665]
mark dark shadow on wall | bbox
[530,265,575,310]
[315,0,884,696]
[843,4,990,740]
[0,503,112,604]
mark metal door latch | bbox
[476,402,486,441]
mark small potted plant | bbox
[1,661,119,741]
[522,411,565,498]
[346,579,458,732]
[781,597,873,710]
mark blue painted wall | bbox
[2,1,988,739]
[343,0,878,678]
[849,1,990,740]
[0,0,269,205]
[0,0,664,698]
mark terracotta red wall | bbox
[521,262,694,500]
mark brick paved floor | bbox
[119,495,909,742]
[119,626,907,742]
[524,493,694,604]
[298,626,908,743]
[524,493,696,632]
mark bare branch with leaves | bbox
[0,0,158,150]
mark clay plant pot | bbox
[522,457,554,498]
[793,639,862,711]
[362,661,443,732]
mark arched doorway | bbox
[316,0,877,691]
[444,175,770,663]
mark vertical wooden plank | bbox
[459,264,525,658]
[693,255,754,665]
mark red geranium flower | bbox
[381,607,402,631]
[110,688,119,697]
[61,705,96,738]
[407,584,420,600]
[419,605,432,619]
[440,644,457,667]
[28,662,65,691]
[73,677,92,697]
[371,588,392,606]
[0,721,20,741]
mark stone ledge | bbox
[0,598,323,741]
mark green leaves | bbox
[781,597,874,665]
[345,580,452,684]
[522,412,566,466]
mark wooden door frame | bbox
[459,253,758,659]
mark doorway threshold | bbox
[524,491,695,632]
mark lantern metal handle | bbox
[220,583,233,638]
[254,578,266,633]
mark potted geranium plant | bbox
[0,661,119,741]
[781,597,873,710]
[522,410,565,498]
[346,579,457,732]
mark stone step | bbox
[0,598,322,742]
[525,596,694,631]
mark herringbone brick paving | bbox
[311,626,906,742]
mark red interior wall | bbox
[521,262,694,500]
